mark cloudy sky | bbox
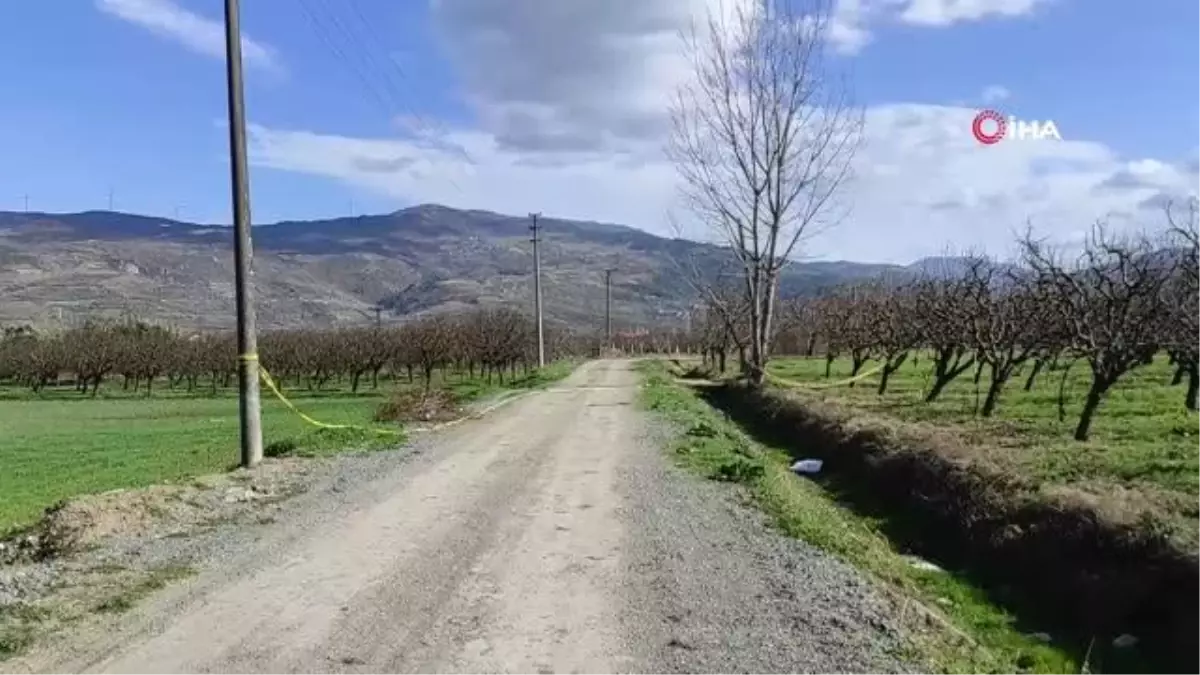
[0,0,1196,263]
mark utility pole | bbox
[108,188,114,211]
[604,268,615,347]
[223,0,263,468]
[373,305,382,329]
[22,194,28,213]
[530,212,545,367]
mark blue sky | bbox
[0,0,1195,263]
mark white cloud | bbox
[981,84,1011,103]
[822,0,1053,53]
[246,104,1197,264]
[827,0,875,55]
[95,0,280,72]
[242,0,1192,264]
[897,0,1050,26]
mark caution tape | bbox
[765,363,885,390]
[248,355,402,436]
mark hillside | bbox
[0,205,898,331]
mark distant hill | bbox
[0,205,902,331]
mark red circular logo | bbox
[972,110,1006,145]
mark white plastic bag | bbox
[790,459,823,474]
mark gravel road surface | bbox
[14,360,909,674]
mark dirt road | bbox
[16,360,907,673]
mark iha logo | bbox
[972,109,1062,145]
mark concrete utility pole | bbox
[604,268,615,346]
[223,0,263,468]
[530,212,545,367]
[107,188,114,211]
[23,194,28,213]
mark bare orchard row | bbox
[694,219,1198,441]
[0,308,595,396]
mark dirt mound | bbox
[375,389,462,423]
[5,460,317,562]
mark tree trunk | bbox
[749,277,778,388]
[824,353,834,378]
[1186,364,1198,411]
[351,372,361,394]
[1023,359,1045,391]
[926,348,973,403]
[718,349,727,373]
[848,352,867,388]
[1057,361,1075,421]
[804,333,817,357]
[980,364,1008,417]
[1074,377,1112,441]
[1171,365,1186,386]
[878,352,908,395]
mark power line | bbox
[296,0,473,190]
[296,0,394,117]
[341,0,474,166]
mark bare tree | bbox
[912,263,979,402]
[868,282,920,395]
[669,0,862,386]
[1022,225,1172,440]
[1163,199,1199,410]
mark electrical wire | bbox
[295,0,473,194]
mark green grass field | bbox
[766,354,1199,540]
[0,361,577,536]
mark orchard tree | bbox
[1022,225,1173,440]
[668,0,862,386]
[1162,200,1199,410]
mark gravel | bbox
[616,424,913,673]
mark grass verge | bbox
[93,565,195,614]
[637,359,1076,674]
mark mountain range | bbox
[0,205,911,331]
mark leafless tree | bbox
[1021,224,1173,440]
[668,0,862,386]
[821,282,875,383]
[964,262,1046,417]
[911,263,979,402]
[1162,199,1199,410]
[865,281,920,395]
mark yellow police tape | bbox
[241,352,402,436]
[765,362,884,390]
